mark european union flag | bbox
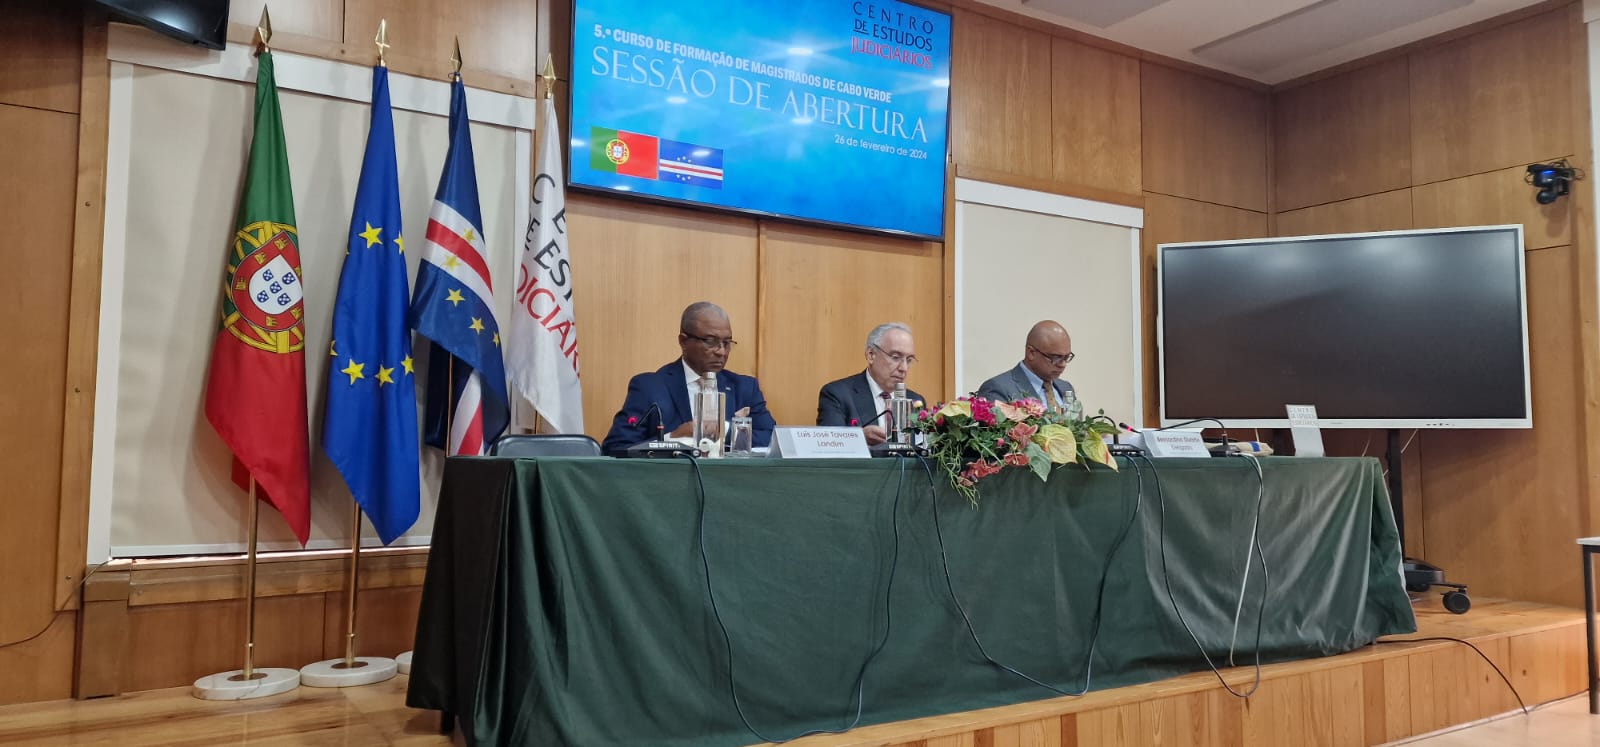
[658,138,724,189]
[411,76,510,456]
[324,66,420,545]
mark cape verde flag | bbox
[409,76,510,456]
[658,138,723,189]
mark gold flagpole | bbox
[233,479,265,681]
[192,6,302,700]
[334,17,391,672]
[232,6,274,686]
[527,55,557,436]
[446,357,455,451]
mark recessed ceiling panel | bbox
[1193,0,1472,73]
[1021,0,1173,29]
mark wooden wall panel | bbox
[758,226,945,426]
[1141,63,1269,211]
[228,0,343,44]
[564,194,760,439]
[0,612,75,705]
[1412,161,1573,249]
[1140,194,1269,425]
[949,9,1054,180]
[0,103,78,646]
[319,587,422,660]
[123,596,328,693]
[1273,58,1410,211]
[343,0,540,84]
[1409,7,1574,185]
[1274,190,1412,238]
[1050,37,1142,196]
[0,0,82,114]
[1418,245,1584,606]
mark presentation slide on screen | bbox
[570,0,953,238]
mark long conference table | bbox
[405,456,1417,746]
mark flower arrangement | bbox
[908,396,1119,503]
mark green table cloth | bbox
[406,456,1415,746]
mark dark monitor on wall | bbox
[1158,225,1531,429]
[95,0,229,51]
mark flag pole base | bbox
[192,667,300,700]
[395,650,413,674]
[299,656,397,688]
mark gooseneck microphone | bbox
[640,402,667,441]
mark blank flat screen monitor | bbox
[1158,225,1531,429]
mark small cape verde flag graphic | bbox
[658,138,723,189]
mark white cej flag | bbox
[508,97,583,433]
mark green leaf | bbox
[1079,431,1117,471]
[1026,442,1051,482]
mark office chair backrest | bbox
[489,434,604,458]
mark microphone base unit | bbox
[869,442,924,458]
[621,440,701,459]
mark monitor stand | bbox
[1386,428,1471,614]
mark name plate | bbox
[1286,404,1325,457]
[768,427,871,459]
[1144,429,1211,458]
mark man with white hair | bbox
[816,322,926,446]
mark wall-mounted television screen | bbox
[1158,225,1531,429]
[569,0,952,239]
[95,0,229,51]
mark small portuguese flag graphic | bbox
[202,50,311,545]
[590,126,659,179]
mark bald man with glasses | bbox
[817,322,926,445]
[973,320,1077,411]
[601,301,775,454]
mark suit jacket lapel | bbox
[851,373,877,424]
[718,374,736,414]
[1009,364,1035,401]
[665,360,691,423]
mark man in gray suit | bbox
[974,320,1076,410]
[816,322,925,445]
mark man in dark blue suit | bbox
[816,322,925,445]
[601,302,776,454]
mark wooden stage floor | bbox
[0,598,1583,747]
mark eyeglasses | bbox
[871,344,918,367]
[684,333,737,350]
[1028,346,1075,366]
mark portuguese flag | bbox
[590,126,659,179]
[202,50,311,545]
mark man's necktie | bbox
[1045,384,1060,413]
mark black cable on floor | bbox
[680,452,905,743]
[1372,636,1529,715]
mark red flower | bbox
[1008,422,1038,442]
[996,437,1007,448]
[627,416,639,426]
[971,459,1003,478]
[971,398,996,426]
[1004,453,1030,467]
